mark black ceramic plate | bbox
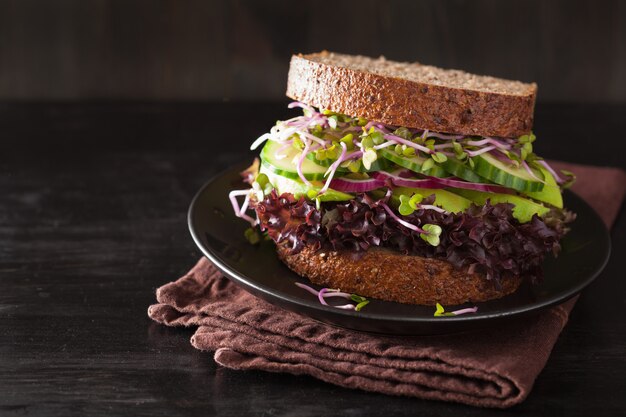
[189,162,611,335]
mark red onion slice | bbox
[419,175,514,194]
[329,177,387,193]
[371,170,513,194]
[370,171,444,189]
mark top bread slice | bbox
[286,51,537,138]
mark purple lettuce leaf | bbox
[254,190,575,286]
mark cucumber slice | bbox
[439,157,488,183]
[473,153,544,193]
[379,148,449,178]
[306,151,392,172]
[451,189,549,223]
[305,152,334,167]
[525,167,563,208]
[260,140,331,181]
[392,186,472,214]
[260,165,353,202]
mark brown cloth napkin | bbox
[148,162,625,408]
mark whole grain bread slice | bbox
[286,51,537,138]
[277,244,522,306]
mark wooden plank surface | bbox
[1,102,625,416]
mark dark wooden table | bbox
[2,102,625,417]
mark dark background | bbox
[0,0,624,102]
[3,2,626,416]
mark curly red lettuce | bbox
[254,190,575,287]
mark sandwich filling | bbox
[231,102,575,288]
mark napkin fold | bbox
[148,162,625,408]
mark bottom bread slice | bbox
[277,245,522,306]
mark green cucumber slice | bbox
[440,157,488,183]
[473,153,544,193]
[306,151,392,172]
[260,165,353,202]
[525,167,563,208]
[260,140,331,181]
[305,151,334,167]
[392,186,473,214]
[379,148,449,178]
[451,189,549,223]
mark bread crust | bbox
[286,52,537,138]
[278,244,522,306]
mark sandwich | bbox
[229,51,575,306]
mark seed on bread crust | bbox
[286,51,537,138]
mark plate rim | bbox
[188,162,612,326]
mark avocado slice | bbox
[392,186,473,214]
[524,167,563,208]
[450,188,549,223]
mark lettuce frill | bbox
[254,190,575,287]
